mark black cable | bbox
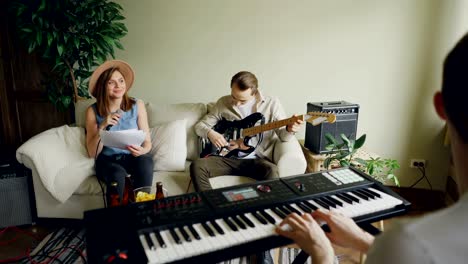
[409,166,432,190]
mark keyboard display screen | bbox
[223,187,259,202]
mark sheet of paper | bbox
[99,129,146,150]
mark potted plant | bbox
[10,0,127,110]
[323,133,400,186]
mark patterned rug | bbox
[21,228,87,264]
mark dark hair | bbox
[230,71,258,95]
[94,67,135,116]
[442,34,468,143]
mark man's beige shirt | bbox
[195,91,294,161]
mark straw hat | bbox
[88,60,135,97]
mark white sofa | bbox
[16,99,307,220]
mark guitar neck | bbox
[242,115,304,137]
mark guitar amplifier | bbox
[305,101,359,154]
[0,161,34,228]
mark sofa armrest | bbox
[273,138,307,176]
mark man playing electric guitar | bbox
[190,71,303,192]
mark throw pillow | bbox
[150,119,187,171]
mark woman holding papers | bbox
[85,60,153,205]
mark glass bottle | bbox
[122,175,134,205]
[156,182,165,200]
[108,181,120,207]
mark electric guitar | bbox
[199,112,336,158]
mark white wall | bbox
[114,0,468,190]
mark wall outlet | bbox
[410,159,426,168]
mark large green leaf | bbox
[354,134,366,149]
[325,133,337,145]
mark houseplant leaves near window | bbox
[10,0,128,110]
[323,133,400,186]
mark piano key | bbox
[149,232,159,250]
[180,226,192,242]
[359,189,376,199]
[169,228,182,244]
[352,190,369,200]
[365,188,381,198]
[239,214,255,228]
[342,192,360,203]
[357,189,375,199]
[326,196,343,207]
[233,215,247,229]
[202,222,216,237]
[224,217,238,231]
[313,198,330,209]
[280,205,292,214]
[187,224,201,240]
[289,203,306,215]
[210,220,225,235]
[252,211,268,225]
[336,193,354,204]
[174,228,196,257]
[215,219,238,245]
[319,197,336,208]
[296,202,313,213]
[303,200,318,211]
[139,234,154,262]
[259,209,276,224]
[145,233,155,250]
[285,204,302,215]
[272,207,287,218]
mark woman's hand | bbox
[276,213,335,264]
[127,144,147,157]
[207,130,228,149]
[312,209,374,253]
[100,112,121,130]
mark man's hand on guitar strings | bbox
[287,114,304,133]
[207,129,229,148]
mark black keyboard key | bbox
[327,196,343,207]
[343,192,360,203]
[180,226,192,242]
[365,188,381,198]
[285,204,302,214]
[202,222,215,237]
[224,218,238,231]
[187,225,200,240]
[313,198,330,209]
[252,211,268,225]
[145,233,155,249]
[352,190,369,200]
[356,189,373,199]
[281,205,292,214]
[336,193,353,204]
[259,210,276,224]
[240,214,255,228]
[303,200,318,211]
[361,189,377,199]
[233,215,247,229]
[210,220,225,235]
[169,228,182,244]
[319,197,336,208]
[155,231,167,247]
[296,202,312,213]
[272,207,287,218]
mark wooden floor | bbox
[0,188,448,263]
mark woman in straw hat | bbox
[85,60,153,205]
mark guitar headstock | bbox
[304,112,337,126]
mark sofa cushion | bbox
[146,103,207,161]
[150,119,187,171]
[75,98,96,127]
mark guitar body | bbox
[200,112,265,158]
